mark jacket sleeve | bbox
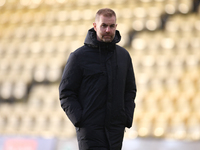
[59,52,83,127]
[124,57,137,128]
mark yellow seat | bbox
[178,0,193,14]
[153,112,170,138]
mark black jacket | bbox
[59,28,137,150]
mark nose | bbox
[106,27,110,32]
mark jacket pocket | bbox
[111,109,127,126]
[121,109,128,125]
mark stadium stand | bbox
[0,0,199,145]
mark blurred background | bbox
[0,0,200,150]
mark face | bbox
[93,15,117,43]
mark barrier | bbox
[1,136,200,150]
[0,136,56,150]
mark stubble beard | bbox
[102,35,114,43]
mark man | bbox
[59,8,137,150]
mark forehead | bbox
[97,15,116,25]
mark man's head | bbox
[93,8,117,43]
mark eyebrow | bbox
[102,23,116,26]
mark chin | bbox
[103,40,111,43]
[103,38,113,43]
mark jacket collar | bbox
[84,28,121,50]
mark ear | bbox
[93,22,97,31]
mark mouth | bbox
[103,35,111,38]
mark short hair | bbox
[95,8,116,22]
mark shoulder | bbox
[72,45,96,56]
[116,45,131,57]
[72,45,87,55]
[68,45,87,61]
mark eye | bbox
[110,25,115,28]
[102,24,107,28]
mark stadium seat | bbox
[0,0,199,141]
